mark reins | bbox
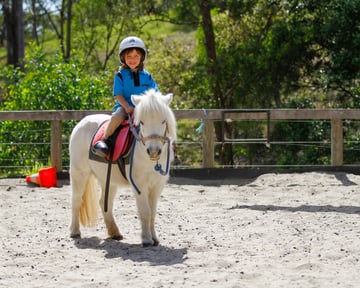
[104,127,119,213]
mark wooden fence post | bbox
[331,118,343,166]
[202,118,214,168]
[51,120,62,171]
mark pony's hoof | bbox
[142,239,159,247]
[142,242,153,248]
[109,234,123,241]
[70,233,81,239]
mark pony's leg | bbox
[135,192,156,247]
[149,190,161,246]
[99,184,123,240]
[70,171,89,238]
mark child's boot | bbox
[92,116,122,158]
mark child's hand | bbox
[125,106,134,114]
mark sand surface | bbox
[1,172,360,287]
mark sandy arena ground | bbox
[1,171,360,288]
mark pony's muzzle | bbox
[147,146,162,161]
[142,135,168,161]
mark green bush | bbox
[0,44,112,177]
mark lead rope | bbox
[127,114,142,194]
[128,114,141,141]
[154,138,171,176]
[129,139,141,194]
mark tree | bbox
[34,0,73,59]
[64,0,72,59]
[28,0,39,45]
[198,0,221,104]
[313,0,360,106]
[71,0,160,71]
[0,45,112,176]
[2,0,25,69]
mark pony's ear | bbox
[163,93,173,106]
[131,94,141,106]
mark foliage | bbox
[316,0,360,83]
[270,96,331,166]
[145,33,213,109]
[0,44,112,176]
[175,119,204,167]
[2,45,112,110]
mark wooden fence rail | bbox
[1,109,360,171]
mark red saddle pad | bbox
[92,119,133,161]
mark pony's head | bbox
[131,89,177,161]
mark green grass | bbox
[141,18,195,38]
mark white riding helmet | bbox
[119,36,147,63]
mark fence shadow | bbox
[57,167,360,187]
[229,204,360,215]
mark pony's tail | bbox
[79,175,99,227]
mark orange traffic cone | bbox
[25,167,57,188]
[26,173,40,185]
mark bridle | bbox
[128,114,172,194]
[129,114,169,145]
[141,133,169,146]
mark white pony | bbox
[69,89,177,247]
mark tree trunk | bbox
[65,0,72,59]
[59,0,65,58]
[30,0,39,45]
[198,0,232,165]
[2,0,24,70]
[14,0,24,69]
[198,0,222,103]
[2,0,14,64]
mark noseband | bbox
[140,125,169,146]
[128,114,169,145]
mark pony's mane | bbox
[134,89,177,141]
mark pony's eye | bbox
[162,120,166,125]
[140,120,144,125]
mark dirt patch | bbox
[1,172,360,287]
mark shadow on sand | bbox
[73,236,188,266]
[229,204,360,215]
[55,167,360,187]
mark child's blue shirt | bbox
[113,68,159,111]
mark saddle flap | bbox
[91,119,133,161]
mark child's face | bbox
[124,49,142,70]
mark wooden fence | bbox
[1,109,360,171]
